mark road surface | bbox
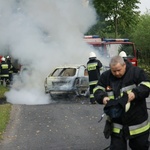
[0,97,150,150]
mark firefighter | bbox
[0,57,9,86]
[87,51,102,104]
[119,51,127,58]
[93,55,150,150]
[6,55,18,84]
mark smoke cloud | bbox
[0,0,97,105]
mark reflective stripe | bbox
[1,64,8,69]
[107,91,113,96]
[129,120,149,130]
[107,91,114,99]
[113,128,121,133]
[108,95,114,99]
[0,75,9,77]
[87,62,98,71]
[113,120,150,135]
[89,80,98,85]
[90,94,94,98]
[93,85,105,93]
[113,123,123,129]
[113,123,122,133]
[130,122,150,135]
[120,84,136,93]
[140,81,150,88]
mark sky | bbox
[138,0,150,14]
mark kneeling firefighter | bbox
[93,55,150,150]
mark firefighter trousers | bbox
[110,131,149,150]
[89,84,96,104]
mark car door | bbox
[75,65,89,95]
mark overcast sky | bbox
[138,0,150,14]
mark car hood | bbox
[46,76,75,91]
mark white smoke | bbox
[0,0,97,105]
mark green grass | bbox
[0,85,11,140]
[138,63,150,79]
[0,104,11,139]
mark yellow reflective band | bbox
[113,128,120,133]
[89,80,98,85]
[90,94,94,98]
[87,62,97,71]
[0,75,9,77]
[108,96,114,99]
[2,64,8,69]
[129,122,150,136]
[113,121,150,136]
[93,85,105,93]
[140,81,150,88]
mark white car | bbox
[44,64,89,98]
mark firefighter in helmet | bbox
[87,52,102,104]
[119,51,127,58]
[93,55,150,149]
[6,56,18,84]
[0,57,9,86]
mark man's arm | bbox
[131,68,150,100]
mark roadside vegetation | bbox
[88,0,150,71]
[0,85,11,140]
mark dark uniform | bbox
[6,56,18,84]
[93,60,150,150]
[87,54,102,104]
[0,59,9,85]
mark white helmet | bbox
[89,52,96,59]
[119,51,127,57]
[6,55,10,59]
[1,57,5,61]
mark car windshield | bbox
[51,68,76,77]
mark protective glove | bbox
[103,92,128,119]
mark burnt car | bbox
[44,64,89,98]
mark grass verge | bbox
[0,104,11,140]
[0,85,11,140]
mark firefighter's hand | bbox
[128,92,135,102]
[103,97,110,105]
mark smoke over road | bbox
[0,0,97,104]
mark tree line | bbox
[87,0,150,67]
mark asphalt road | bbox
[0,97,150,150]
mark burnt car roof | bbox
[54,64,86,69]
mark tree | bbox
[131,12,150,65]
[89,0,140,38]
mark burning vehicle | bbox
[44,64,89,98]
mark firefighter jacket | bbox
[7,59,18,74]
[0,61,9,78]
[87,58,102,85]
[93,61,150,138]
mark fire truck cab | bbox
[84,35,138,66]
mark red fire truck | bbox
[0,55,2,63]
[84,35,138,66]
